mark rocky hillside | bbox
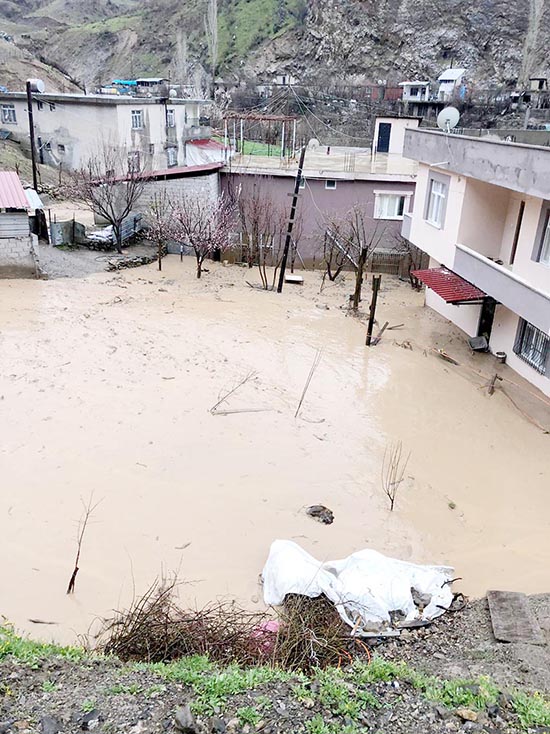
[0,0,548,92]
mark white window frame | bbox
[166,109,176,128]
[538,210,550,266]
[426,178,448,228]
[166,147,177,167]
[373,190,412,220]
[1,104,16,124]
[325,179,337,190]
[131,109,143,130]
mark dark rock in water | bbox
[41,716,61,734]
[306,504,334,524]
[175,704,198,733]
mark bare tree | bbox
[63,145,150,254]
[147,191,171,271]
[237,181,292,290]
[323,208,388,311]
[205,0,218,84]
[381,441,410,512]
[67,494,101,594]
[171,194,235,278]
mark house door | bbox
[477,297,497,340]
[377,122,392,153]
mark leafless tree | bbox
[237,181,296,290]
[322,208,388,310]
[171,194,235,278]
[205,0,218,83]
[63,145,150,254]
[67,494,101,594]
[381,441,410,512]
[147,191,171,271]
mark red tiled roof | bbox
[411,267,485,303]
[0,171,29,210]
[189,138,226,150]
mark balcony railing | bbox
[454,243,550,333]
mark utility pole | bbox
[26,80,40,191]
[277,145,306,294]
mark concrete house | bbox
[401,128,550,396]
[0,171,38,277]
[399,81,430,102]
[437,68,466,101]
[0,91,211,173]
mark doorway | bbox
[477,297,497,340]
[377,122,392,153]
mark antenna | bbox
[437,106,460,133]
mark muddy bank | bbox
[1,257,550,644]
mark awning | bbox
[411,267,486,304]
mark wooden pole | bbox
[26,81,38,192]
[365,275,381,346]
[277,146,306,293]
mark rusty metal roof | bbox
[411,267,486,303]
[0,171,30,210]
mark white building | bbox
[373,116,421,155]
[0,91,213,172]
[437,68,466,101]
[401,128,550,396]
[399,81,431,102]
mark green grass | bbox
[42,680,57,693]
[236,705,262,727]
[0,625,85,669]
[513,691,550,728]
[82,699,96,713]
[76,14,141,34]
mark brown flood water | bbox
[1,257,549,645]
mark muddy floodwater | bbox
[2,257,550,644]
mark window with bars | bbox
[513,319,550,374]
[166,109,176,128]
[537,210,550,266]
[1,104,16,124]
[131,109,143,129]
[426,178,447,227]
[374,193,406,219]
[166,147,177,167]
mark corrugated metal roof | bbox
[0,171,30,210]
[411,267,485,303]
[24,188,44,210]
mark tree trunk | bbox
[196,253,202,279]
[158,240,162,271]
[352,247,368,311]
[114,224,123,254]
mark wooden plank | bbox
[487,590,545,644]
[284,274,304,284]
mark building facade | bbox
[0,92,210,173]
[401,128,550,396]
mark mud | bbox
[1,257,549,644]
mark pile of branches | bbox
[99,581,369,672]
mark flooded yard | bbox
[1,256,549,644]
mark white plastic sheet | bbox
[262,540,454,637]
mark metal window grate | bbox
[513,319,550,374]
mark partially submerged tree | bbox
[147,191,172,271]
[381,441,410,512]
[171,194,235,278]
[64,145,150,254]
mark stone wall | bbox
[0,235,39,278]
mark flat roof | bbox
[225,146,417,181]
[438,68,466,81]
[0,92,208,105]
[399,81,430,86]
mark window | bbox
[514,319,550,374]
[166,109,175,128]
[410,87,419,97]
[57,144,65,154]
[374,192,407,219]
[166,147,177,167]
[127,151,141,172]
[537,210,550,265]
[1,104,16,124]
[149,143,155,155]
[325,180,337,190]
[426,178,447,227]
[131,109,143,129]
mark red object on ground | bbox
[411,267,486,304]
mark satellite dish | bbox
[307,138,320,150]
[437,106,460,133]
[27,78,45,94]
[169,88,178,98]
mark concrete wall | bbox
[457,179,509,259]
[489,305,550,397]
[222,172,415,261]
[0,235,38,277]
[0,211,30,238]
[140,172,220,209]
